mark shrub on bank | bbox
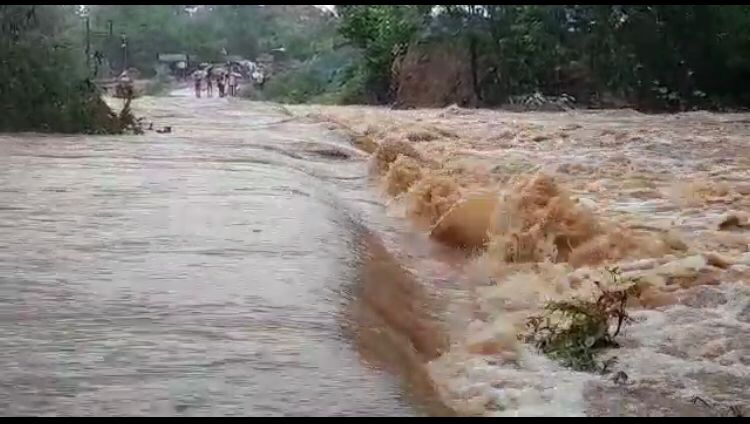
[0,5,126,134]
[256,47,365,105]
[0,42,123,133]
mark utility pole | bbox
[120,33,128,74]
[107,20,114,78]
[85,16,91,74]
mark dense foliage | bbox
[1,5,344,133]
[0,5,124,133]
[336,5,432,103]
[335,5,750,110]
[523,268,638,373]
[5,4,750,133]
[87,5,338,76]
[257,46,362,104]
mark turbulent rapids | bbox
[290,103,750,417]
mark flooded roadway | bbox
[0,93,446,416]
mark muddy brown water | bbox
[0,93,456,416]
[287,103,750,417]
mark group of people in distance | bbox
[191,66,240,98]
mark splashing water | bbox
[289,103,750,416]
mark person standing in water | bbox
[228,72,238,97]
[205,68,213,98]
[192,69,203,98]
[217,72,227,98]
[116,70,134,99]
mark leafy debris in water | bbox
[521,267,640,373]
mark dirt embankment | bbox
[292,103,750,416]
[388,40,669,111]
[391,40,478,109]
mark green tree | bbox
[0,5,123,133]
[88,5,192,76]
[336,5,432,102]
[333,5,750,110]
[87,5,339,76]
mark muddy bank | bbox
[290,103,750,416]
[391,40,478,109]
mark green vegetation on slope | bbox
[331,5,750,111]
[6,5,750,133]
[253,47,363,104]
[86,5,339,76]
[0,5,126,133]
[82,5,750,110]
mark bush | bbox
[337,5,430,103]
[261,64,327,104]
[334,5,750,110]
[258,47,363,104]
[0,43,121,133]
[0,5,126,134]
[522,267,639,373]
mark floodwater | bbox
[0,92,452,416]
[2,91,749,417]
[288,103,750,417]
